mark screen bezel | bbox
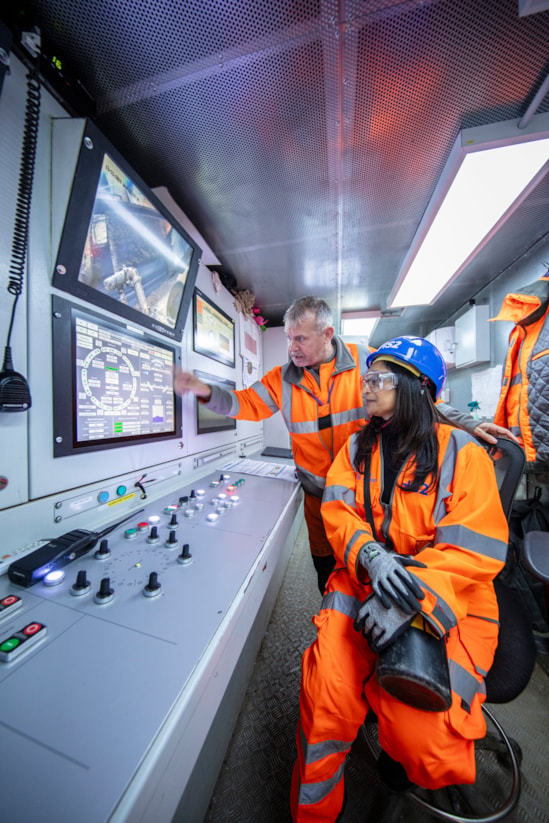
[52,295,182,457]
[194,369,237,435]
[52,120,201,342]
[192,288,236,367]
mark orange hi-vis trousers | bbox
[290,571,491,822]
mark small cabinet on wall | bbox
[426,326,456,369]
[455,304,490,368]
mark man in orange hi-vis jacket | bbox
[291,336,509,822]
[175,297,513,594]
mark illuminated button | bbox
[164,505,178,515]
[209,480,220,488]
[226,485,236,493]
[43,570,65,586]
[196,489,205,497]
[137,522,149,532]
[184,508,196,518]
[206,512,219,522]
[125,528,138,540]
[149,515,161,524]
[116,485,127,496]
[230,495,240,504]
[195,502,204,511]
[217,493,227,500]
[0,621,47,662]
[0,595,22,618]
[97,491,109,504]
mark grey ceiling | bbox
[12,0,549,343]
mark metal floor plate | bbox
[204,522,549,823]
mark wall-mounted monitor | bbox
[193,288,235,366]
[52,296,182,457]
[52,120,201,341]
[194,370,237,435]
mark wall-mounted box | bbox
[455,304,491,368]
[426,326,456,369]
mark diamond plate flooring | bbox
[204,521,549,823]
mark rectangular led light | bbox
[388,113,549,309]
[341,310,380,341]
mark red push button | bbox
[0,594,23,619]
[0,621,47,662]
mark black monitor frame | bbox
[52,295,182,457]
[52,120,201,341]
[194,370,237,435]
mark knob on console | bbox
[71,570,91,596]
[95,538,111,560]
[147,525,160,544]
[177,543,192,565]
[94,577,114,605]
[143,572,161,597]
[164,530,179,549]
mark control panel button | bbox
[0,621,47,662]
[0,595,23,619]
[97,491,109,504]
[116,485,127,496]
[125,528,138,540]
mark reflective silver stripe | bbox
[320,589,361,620]
[349,433,360,467]
[510,373,522,387]
[435,523,508,562]
[331,407,365,426]
[250,380,279,413]
[434,429,475,524]
[345,530,368,567]
[419,581,456,634]
[280,378,293,429]
[290,419,320,434]
[298,761,346,806]
[449,659,486,711]
[295,464,326,489]
[300,724,352,765]
[323,483,356,509]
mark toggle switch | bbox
[94,577,114,605]
[143,572,161,597]
[95,538,111,560]
[164,530,179,549]
[71,570,91,596]
[177,544,192,565]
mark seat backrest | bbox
[479,437,536,702]
[481,436,526,520]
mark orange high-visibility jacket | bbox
[207,337,369,496]
[322,423,508,682]
[492,275,549,464]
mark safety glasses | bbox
[361,371,399,392]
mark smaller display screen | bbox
[195,370,237,435]
[193,288,235,366]
[52,296,181,456]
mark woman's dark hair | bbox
[354,361,445,492]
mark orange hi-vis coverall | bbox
[491,272,549,464]
[291,424,509,822]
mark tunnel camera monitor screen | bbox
[193,288,235,366]
[52,296,182,457]
[52,120,201,341]
[194,370,237,435]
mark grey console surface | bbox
[0,470,301,823]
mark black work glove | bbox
[357,543,426,613]
[354,593,415,653]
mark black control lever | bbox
[8,509,144,588]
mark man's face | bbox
[285,312,334,368]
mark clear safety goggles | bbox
[361,371,399,393]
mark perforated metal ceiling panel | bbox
[10,0,549,338]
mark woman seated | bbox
[291,336,509,823]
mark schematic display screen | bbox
[52,296,182,457]
[75,315,175,443]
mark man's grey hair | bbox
[283,296,333,333]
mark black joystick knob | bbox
[179,495,188,505]
[164,529,179,549]
[147,525,160,544]
[144,571,161,597]
[94,577,114,604]
[177,543,192,565]
[95,538,111,559]
[219,474,224,483]
[169,513,178,528]
[71,569,91,596]
[190,489,196,499]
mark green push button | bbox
[1,637,20,654]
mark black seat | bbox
[362,437,537,822]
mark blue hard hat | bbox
[366,336,447,398]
